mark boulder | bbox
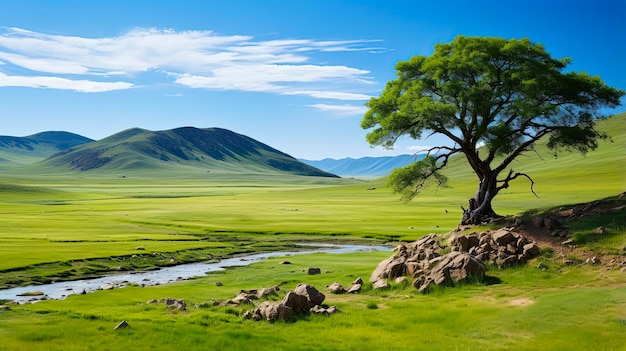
[294,283,325,308]
[253,301,280,322]
[347,283,362,293]
[412,252,485,293]
[522,243,540,258]
[280,291,310,314]
[492,229,516,246]
[256,285,280,299]
[310,305,337,315]
[163,298,186,311]
[307,267,321,275]
[228,292,255,305]
[372,280,389,290]
[328,282,346,294]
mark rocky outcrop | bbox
[412,251,485,293]
[245,284,335,323]
[451,229,540,267]
[147,297,187,311]
[371,230,540,293]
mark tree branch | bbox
[497,169,539,197]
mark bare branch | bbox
[497,169,539,198]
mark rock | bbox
[257,286,280,299]
[147,299,158,304]
[280,291,310,314]
[215,281,223,287]
[492,229,516,246]
[310,305,337,315]
[352,277,363,285]
[294,283,325,308]
[254,301,280,322]
[252,301,294,323]
[522,243,540,259]
[495,254,518,268]
[412,251,485,293]
[114,320,129,330]
[228,292,255,305]
[594,226,605,235]
[279,261,291,265]
[307,267,321,275]
[452,235,470,252]
[562,239,574,246]
[347,283,362,293]
[328,282,346,294]
[372,280,389,290]
[164,298,186,311]
[369,256,407,283]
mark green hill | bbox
[29,127,337,177]
[0,131,93,169]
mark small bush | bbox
[366,301,378,309]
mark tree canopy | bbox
[361,36,624,225]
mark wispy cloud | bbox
[406,145,432,154]
[0,27,381,103]
[306,103,368,116]
[0,72,133,92]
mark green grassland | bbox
[0,113,624,350]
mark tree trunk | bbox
[461,174,500,225]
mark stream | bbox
[0,243,391,304]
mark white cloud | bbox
[284,90,372,100]
[405,145,432,154]
[0,72,133,92]
[306,103,368,116]
[0,27,381,96]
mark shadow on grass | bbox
[483,275,502,286]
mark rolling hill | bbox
[299,154,426,177]
[0,131,93,168]
[31,127,338,177]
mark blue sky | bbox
[0,0,624,159]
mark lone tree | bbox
[361,36,624,225]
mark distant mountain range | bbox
[0,127,421,178]
[299,154,425,177]
[0,127,336,177]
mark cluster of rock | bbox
[370,234,483,293]
[216,284,283,307]
[451,228,540,267]
[328,277,363,294]
[243,283,335,322]
[371,229,541,293]
[147,297,187,311]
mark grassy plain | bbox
[0,114,624,350]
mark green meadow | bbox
[0,114,624,350]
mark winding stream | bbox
[0,243,391,304]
